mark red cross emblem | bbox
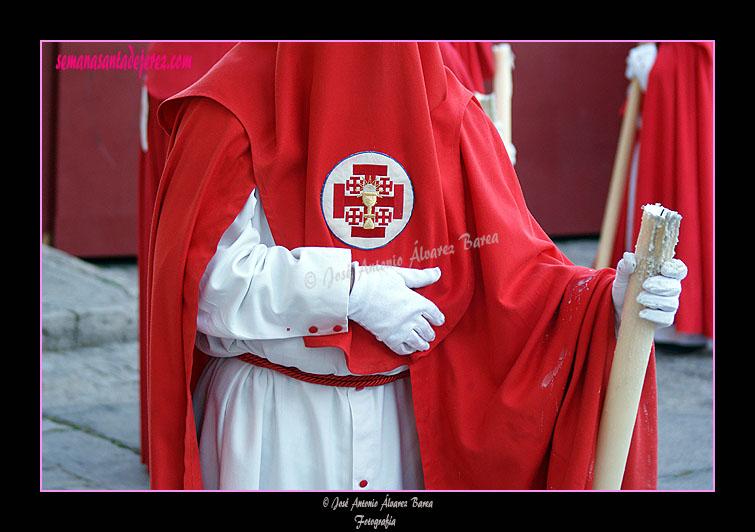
[321,152,414,250]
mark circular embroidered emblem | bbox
[321,151,414,250]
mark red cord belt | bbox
[237,352,410,388]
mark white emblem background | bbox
[321,151,414,250]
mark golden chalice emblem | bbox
[358,180,383,230]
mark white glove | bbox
[612,252,688,328]
[349,262,445,355]
[625,43,657,91]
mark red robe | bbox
[608,42,713,339]
[137,41,235,465]
[147,42,657,490]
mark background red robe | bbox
[147,42,657,490]
[608,42,713,340]
[438,42,495,94]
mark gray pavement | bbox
[41,244,147,490]
[40,239,714,491]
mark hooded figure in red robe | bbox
[608,42,713,346]
[146,42,675,490]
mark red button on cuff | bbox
[359,480,368,488]
[333,325,343,332]
[308,326,318,334]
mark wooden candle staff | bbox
[594,77,643,270]
[493,43,514,159]
[592,203,681,490]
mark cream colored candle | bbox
[593,204,681,490]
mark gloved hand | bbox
[349,262,445,355]
[625,43,657,91]
[612,252,688,328]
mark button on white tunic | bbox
[192,188,425,490]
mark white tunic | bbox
[192,188,425,490]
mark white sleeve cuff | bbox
[196,190,351,341]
